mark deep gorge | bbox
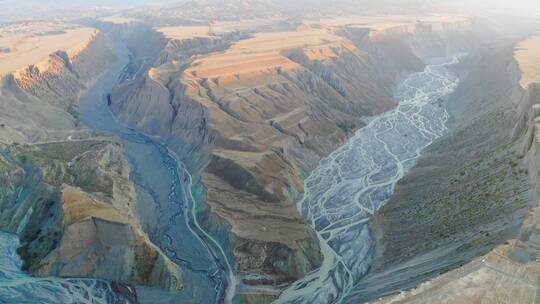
[1,7,540,304]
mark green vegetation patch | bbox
[34,140,108,162]
[337,121,356,133]
[11,140,115,196]
[0,157,13,173]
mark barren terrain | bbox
[359,33,540,304]
[304,15,467,30]
[1,1,539,303]
[515,36,540,89]
[157,18,283,40]
[183,28,356,86]
[0,22,95,76]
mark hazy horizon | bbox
[2,0,540,21]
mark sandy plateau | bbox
[515,36,540,89]
[182,28,356,87]
[0,22,95,76]
[304,15,468,31]
[157,18,282,40]
[162,15,470,88]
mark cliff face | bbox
[13,31,117,105]
[0,141,182,291]
[0,31,116,144]
[352,31,540,303]
[0,27,183,293]
[372,35,540,303]
[342,19,474,86]
[109,18,479,300]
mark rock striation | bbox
[0,29,116,144]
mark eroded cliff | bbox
[0,24,183,295]
[0,29,116,144]
[358,29,540,304]
[0,141,182,291]
[108,16,478,301]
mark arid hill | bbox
[0,21,183,292]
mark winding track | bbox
[275,56,461,304]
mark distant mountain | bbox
[124,0,438,25]
[122,0,540,24]
[0,0,171,21]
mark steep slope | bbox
[0,140,182,290]
[183,27,395,291]
[345,31,539,303]
[109,16,477,302]
[369,34,540,304]
[0,23,183,295]
[0,28,115,144]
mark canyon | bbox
[1,1,540,304]
[365,32,540,303]
[107,13,478,303]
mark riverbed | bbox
[0,41,234,303]
[78,42,235,303]
[275,56,461,304]
[0,44,460,303]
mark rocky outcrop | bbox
[13,30,116,113]
[0,140,182,291]
[108,18,479,302]
[0,30,116,144]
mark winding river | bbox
[276,56,461,304]
[0,41,234,303]
[78,42,235,303]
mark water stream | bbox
[275,56,461,304]
[0,41,235,303]
[77,42,235,303]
